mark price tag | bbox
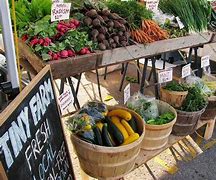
[176,17,185,29]
[58,89,74,115]
[201,55,210,68]
[51,3,71,22]
[124,84,130,104]
[145,0,159,12]
[182,63,191,78]
[52,0,64,3]
[158,68,173,83]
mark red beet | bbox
[60,50,69,58]
[44,37,51,43]
[73,19,80,27]
[48,51,53,56]
[68,50,75,57]
[69,23,76,29]
[30,38,39,46]
[85,50,91,54]
[52,53,59,60]
[22,34,28,42]
[38,39,44,45]
[79,48,87,55]
[43,42,49,46]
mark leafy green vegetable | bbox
[159,0,211,32]
[146,112,175,125]
[10,0,52,31]
[106,0,153,29]
[180,85,208,112]
[164,81,188,91]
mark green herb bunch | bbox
[106,0,153,29]
[180,85,208,112]
[164,81,188,92]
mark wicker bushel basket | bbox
[71,106,145,179]
[142,100,177,150]
[172,107,206,136]
[160,88,188,108]
[201,96,216,120]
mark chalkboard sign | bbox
[0,66,75,180]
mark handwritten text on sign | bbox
[145,0,159,12]
[201,55,210,68]
[51,3,71,22]
[124,83,130,104]
[158,68,173,83]
[182,63,191,78]
[0,69,74,179]
[58,89,74,114]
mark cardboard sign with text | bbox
[158,68,173,84]
[51,3,71,22]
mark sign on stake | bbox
[51,3,71,22]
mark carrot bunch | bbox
[131,20,169,44]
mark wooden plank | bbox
[20,58,38,75]
[99,33,215,67]
[18,39,45,73]
[49,52,102,79]
[134,119,211,169]
[204,118,216,140]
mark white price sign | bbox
[176,16,185,29]
[201,55,210,68]
[58,89,74,115]
[182,63,191,78]
[158,68,173,83]
[124,84,130,104]
[145,0,159,12]
[51,3,71,22]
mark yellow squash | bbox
[108,109,132,121]
[111,116,129,140]
[121,119,134,135]
[122,133,140,145]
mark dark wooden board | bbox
[0,66,75,180]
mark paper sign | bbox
[124,84,130,104]
[52,0,64,3]
[201,55,210,68]
[58,89,74,114]
[145,0,159,12]
[176,17,185,29]
[182,63,191,78]
[158,68,173,83]
[51,3,71,22]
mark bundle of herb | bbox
[164,81,188,92]
[180,86,208,112]
[106,0,152,29]
[147,112,175,125]
[159,0,211,32]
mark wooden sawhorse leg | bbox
[204,118,216,140]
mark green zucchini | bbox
[93,126,103,146]
[102,123,113,147]
[106,119,124,145]
[128,116,138,133]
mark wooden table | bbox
[19,32,216,79]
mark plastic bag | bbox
[127,92,159,121]
[185,76,212,96]
[79,101,108,122]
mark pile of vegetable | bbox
[159,0,212,32]
[163,81,188,92]
[67,102,140,147]
[163,19,188,38]
[127,93,175,125]
[80,1,132,50]
[107,0,168,43]
[21,16,96,61]
[180,86,208,112]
